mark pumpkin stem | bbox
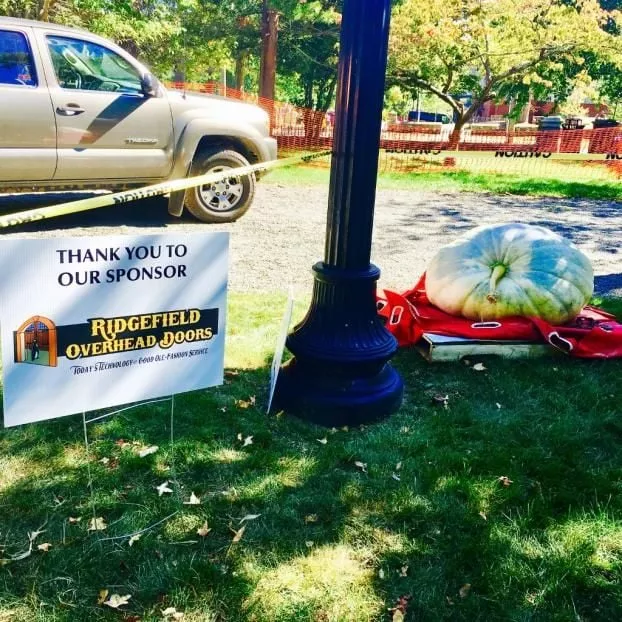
[487,264,507,303]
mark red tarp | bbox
[378,275,622,359]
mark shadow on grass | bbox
[1,341,622,621]
[595,274,622,299]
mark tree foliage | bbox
[276,0,341,111]
[388,0,622,134]
[3,0,621,121]
[0,0,234,76]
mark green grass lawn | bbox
[1,294,622,621]
[267,163,622,201]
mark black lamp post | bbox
[274,0,403,426]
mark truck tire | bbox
[184,149,256,223]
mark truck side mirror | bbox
[140,72,158,97]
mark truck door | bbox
[0,27,56,182]
[35,32,174,181]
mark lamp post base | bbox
[275,357,403,427]
[273,262,404,427]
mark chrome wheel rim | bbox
[196,165,244,212]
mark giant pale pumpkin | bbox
[426,223,593,324]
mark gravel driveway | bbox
[1,184,620,297]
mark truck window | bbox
[46,36,142,93]
[0,30,37,86]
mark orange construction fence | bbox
[165,81,622,179]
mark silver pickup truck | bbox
[0,17,277,222]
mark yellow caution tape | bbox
[0,150,331,230]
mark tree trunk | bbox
[39,0,55,21]
[119,40,141,58]
[172,65,185,84]
[448,118,466,150]
[519,91,532,124]
[235,51,248,92]
[259,1,279,128]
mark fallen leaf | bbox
[472,363,487,371]
[240,513,261,523]
[305,541,314,547]
[87,517,107,531]
[99,457,110,466]
[459,583,472,598]
[479,511,487,521]
[316,437,328,445]
[242,435,253,447]
[395,462,402,471]
[400,426,410,434]
[138,445,159,458]
[446,595,455,605]
[183,492,201,505]
[224,370,239,378]
[219,407,227,412]
[304,514,318,524]
[236,433,243,441]
[115,439,131,448]
[498,476,513,487]
[156,481,173,496]
[399,565,409,577]
[37,543,52,552]
[103,593,131,609]
[231,525,246,543]
[388,594,411,622]
[97,589,109,605]
[496,402,502,409]
[330,427,338,434]
[162,606,185,619]
[128,534,141,547]
[392,473,401,481]
[354,461,367,473]
[249,395,256,406]
[197,521,211,537]
[102,457,119,470]
[378,568,385,579]
[68,517,81,524]
[341,426,349,432]
[235,399,251,409]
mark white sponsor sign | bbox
[0,233,228,427]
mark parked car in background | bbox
[407,110,453,124]
[593,117,620,129]
[0,17,277,222]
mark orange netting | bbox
[165,81,622,180]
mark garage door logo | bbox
[14,316,58,367]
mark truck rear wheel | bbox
[184,149,256,223]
